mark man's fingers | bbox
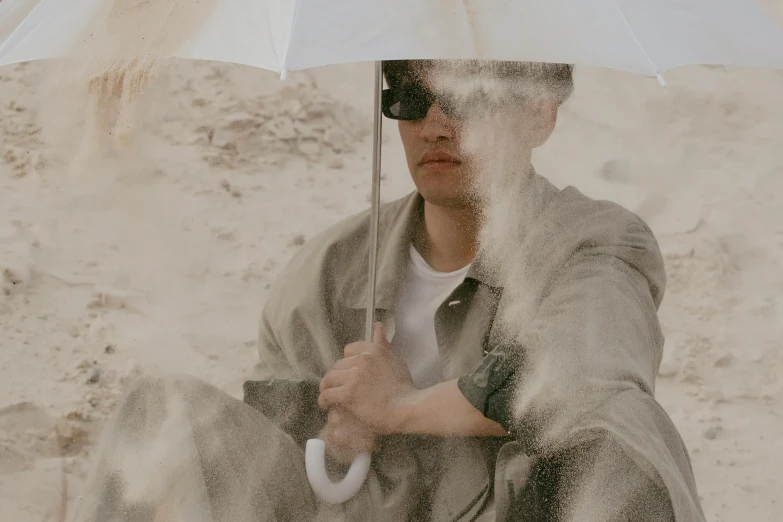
[324,409,379,459]
[318,385,349,409]
[372,321,388,346]
[329,356,365,372]
[327,408,354,427]
[325,430,377,464]
[344,341,373,357]
[319,368,354,391]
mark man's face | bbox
[395,62,557,211]
[396,67,475,210]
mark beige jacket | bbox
[251,171,705,521]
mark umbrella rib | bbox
[280,0,304,78]
[0,0,55,60]
[610,0,666,85]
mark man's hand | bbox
[318,322,417,434]
[319,408,378,465]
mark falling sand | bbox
[430,62,678,521]
[36,0,217,172]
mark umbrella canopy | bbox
[3,0,783,508]
[3,0,783,77]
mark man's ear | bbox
[530,93,559,148]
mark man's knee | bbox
[113,374,218,437]
[121,373,214,404]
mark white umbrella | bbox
[3,0,783,506]
[3,0,783,77]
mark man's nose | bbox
[419,103,456,142]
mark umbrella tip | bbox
[280,68,288,81]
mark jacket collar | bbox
[344,192,502,311]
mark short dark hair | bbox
[382,60,574,105]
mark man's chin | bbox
[418,190,479,211]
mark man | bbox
[72,60,705,522]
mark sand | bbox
[2,5,783,520]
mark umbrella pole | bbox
[365,60,384,342]
[304,62,383,505]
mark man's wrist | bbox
[388,390,420,435]
[387,380,510,438]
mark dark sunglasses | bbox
[381,83,460,121]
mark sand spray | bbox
[36,0,216,174]
[429,62,646,521]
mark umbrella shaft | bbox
[365,61,384,342]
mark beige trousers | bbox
[69,375,324,522]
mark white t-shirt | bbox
[393,244,471,389]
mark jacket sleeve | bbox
[457,342,518,431]
[459,221,705,521]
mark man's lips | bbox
[418,151,462,166]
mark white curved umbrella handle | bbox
[305,439,371,504]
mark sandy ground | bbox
[2,14,783,521]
